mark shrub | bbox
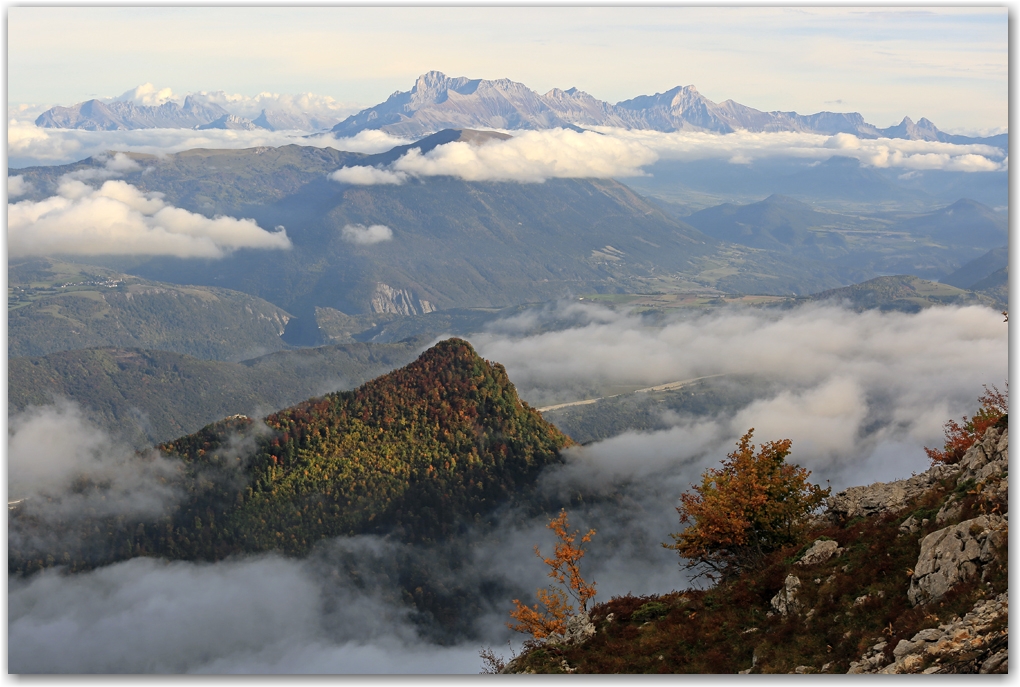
[925,384,1007,465]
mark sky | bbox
[6,6,1009,135]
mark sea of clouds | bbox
[8,299,1007,674]
[10,118,1005,181]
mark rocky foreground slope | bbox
[502,419,1007,674]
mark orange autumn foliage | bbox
[925,384,1007,466]
[508,509,596,639]
[665,429,828,580]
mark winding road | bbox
[536,374,725,413]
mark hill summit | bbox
[10,338,573,573]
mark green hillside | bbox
[13,140,857,321]
[9,258,292,360]
[809,275,1000,312]
[9,341,423,443]
[10,339,573,575]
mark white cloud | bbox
[469,301,1007,489]
[7,120,412,168]
[362,127,1006,185]
[193,89,360,126]
[392,128,658,182]
[8,400,181,520]
[63,151,142,182]
[340,223,393,245]
[7,541,493,674]
[115,83,176,106]
[8,174,33,198]
[330,166,407,185]
[6,300,1007,674]
[607,127,1006,172]
[8,178,292,258]
[12,117,1000,178]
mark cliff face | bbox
[505,420,1008,674]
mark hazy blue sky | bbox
[7,6,1008,134]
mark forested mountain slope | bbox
[9,340,423,443]
[10,339,572,575]
[9,258,292,360]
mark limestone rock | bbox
[827,463,959,521]
[770,574,802,616]
[547,612,595,646]
[794,539,844,567]
[956,425,1008,486]
[898,514,929,535]
[848,593,1009,674]
[908,515,1006,606]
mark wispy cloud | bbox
[340,223,393,245]
[8,174,33,198]
[330,166,407,185]
[6,300,1006,674]
[470,300,1007,490]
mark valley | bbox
[7,54,1008,674]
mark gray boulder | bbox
[827,463,959,520]
[546,612,595,646]
[908,515,1006,606]
[770,574,803,616]
[794,539,844,567]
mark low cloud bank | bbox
[7,301,1006,673]
[8,553,489,674]
[336,127,1006,185]
[391,128,656,183]
[8,400,182,523]
[7,120,410,167]
[13,115,1001,179]
[8,177,291,258]
[470,301,1007,490]
[341,223,393,245]
[606,127,1006,172]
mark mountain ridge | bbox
[33,71,1005,151]
[330,71,1005,148]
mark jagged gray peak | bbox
[330,71,1002,147]
[331,70,577,138]
[196,113,260,131]
[33,72,1007,152]
[35,96,230,130]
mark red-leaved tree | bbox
[925,383,1008,466]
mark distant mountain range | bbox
[330,71,1006,149]
[33,71,1006,150]
[34,91,349,132]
